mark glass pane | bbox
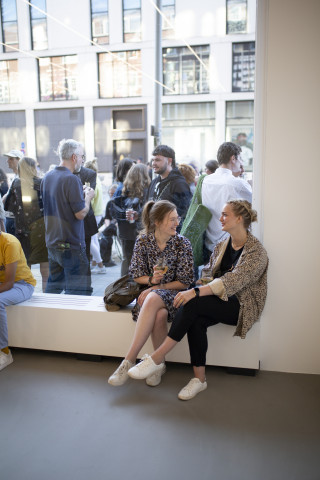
[0,60,19,103]
[123,0,140,9]
[226,100,254,171]
[163,46,209,95]
[227,0,247,34]
[30,0,47,19]
[99,51,141,98]
[92,13,109,44]
[2,22,19,52]
[1,0,17,22]
[39,56,78,101]
[123,9,141,42]
[91,0,108,14]
[232,42,255,92]
[32,18,48,50]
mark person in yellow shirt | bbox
[0,229,36,372]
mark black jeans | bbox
[120,239,136,276]
[168,295,239,366]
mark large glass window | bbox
[30,0,48,50]
[98,51,142,98]
[232,41,255,92]
[123,0,141,43]
[162,0,175,39]
[162,103,215,168]
[226,100,254,171]
[91,0,109,45]
[0,0,19,52]
[163,45,210,95]
[226,0,247,34]
[0,60,19,103]
[39,55,78,101]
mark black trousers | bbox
[168,295,239,367]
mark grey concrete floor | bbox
[1,348,319,480]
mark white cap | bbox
[3,149,24,159]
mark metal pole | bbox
[154,0,162,147]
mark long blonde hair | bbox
[122,163,150,199]
[18,157,39,202]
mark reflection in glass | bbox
[0,60,19,103]
[1,0,19,52]
[163,46,210,96]
[99,51,142,98]
[30,0,48,50]
[39,55,78,101]
[91,0,109,44]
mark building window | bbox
[163,45,210,95]
[38,55,78,101]
[162,0,175,39]
[162,103,215,167]
[98,51,142,98]
[91,0,109,45]
[232,41,255,92]
[226,0,247,34]
[226,100,254,171]
[123,0,141,43]
[30,0,48,50]
[0,0,19,52]
[0,60,19,103]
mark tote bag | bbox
[180,174,212,267]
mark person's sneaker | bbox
[128,355,164,380]
[146,363,166,387]
[178,378,207,401]
[108,359,134,386]
[92,265,107,274]
[0,350,13,372]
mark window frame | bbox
[0,0,19,53]
[226,0,247,35]
[90,0,109,45]
[232,41,255,92]
[122,0,141,43]
[98,50,142,98]
[29,0,48,51]
[38,54,79,102]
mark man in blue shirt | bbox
[40,139,95,295]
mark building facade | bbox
[0,0,255,174]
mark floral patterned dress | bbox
[129,233,195,322]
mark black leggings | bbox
[168,295,240,367]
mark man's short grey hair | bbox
[57,139,82,161]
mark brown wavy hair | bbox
[141,200,177,234]
[122,163,150,199]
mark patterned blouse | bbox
[207,232,269,338]
[129,232,195,322]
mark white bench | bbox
[7,293,260,370]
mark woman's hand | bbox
[137,287,153,306]
[152,266,165,285]
[173,289,195,309]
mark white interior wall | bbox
[256,0,320,373]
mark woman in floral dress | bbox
[108,200,194,388]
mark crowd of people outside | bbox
[0,139,268,403]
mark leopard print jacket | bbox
[207,232,269,339]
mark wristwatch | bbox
[193,287,200,297]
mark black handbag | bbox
[103,274,146,312]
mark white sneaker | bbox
[178,378,207,401]
[92,265,107,274]
[108,359,134,386]
[128,355,164,380]
[146,363,166,387]
[0,350,13,372]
